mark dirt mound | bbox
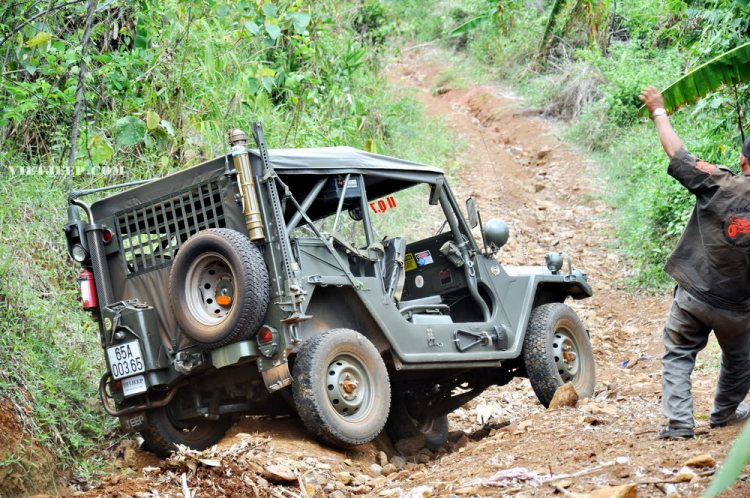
[0,396,61,498]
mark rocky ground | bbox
[20,48,750,498]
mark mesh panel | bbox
[116,179,226,277]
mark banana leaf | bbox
[449,14,491,37]
[638,41,750,117]
[537,0,570,61]
[703,420,750,497]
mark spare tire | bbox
[169,228,269,349]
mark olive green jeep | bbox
[63,123,594,457]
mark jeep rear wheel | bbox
[141,392,233,458]
[386,389,449,450]
[292,329,390,448]
[169,228,269,348]
[522,303,595,407]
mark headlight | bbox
[72,243,88,262]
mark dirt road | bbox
[33,49,750,498]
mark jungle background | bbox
[1,0,749,495]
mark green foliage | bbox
[637,41,750,117]
[704,420,750,497]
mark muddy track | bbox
[26,48,750,498]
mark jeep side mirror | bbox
[466,197,479,229]
[484,218,509,249]
[429,178,443,206]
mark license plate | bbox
[106,341,146,380]
[122,375,147,397]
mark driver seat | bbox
[382,238,407,303]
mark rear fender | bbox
[296,286,390,352]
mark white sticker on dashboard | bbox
[122,375,147,397]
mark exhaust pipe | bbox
[228,128,265,241]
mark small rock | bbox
[382,463,397,475]
[549,382,579,409]
[453,434,469,450]
[581,401,617,417]
[588,484,637,498]
[537,146,551,159]
[673,466,697,482]
[371,477,387,488]
[411,471,426,480]
[344,459,353,466]
[334,481,346,491]
[447,431,465,443]
[265,464,296,483]
[416,453,430,464]
[370,463,383,475]
[405,463,420,471]
[316,463,332,471]
[380,490,401,497]
[378,451,389,467]
[394,436,427,455]
[390,456,406,469]
[354,474,370,486]
[455,486,482,495]
[556,479,574,489]
[122,447,137,467]
[682,454,716,468]
[331,491,346,498]
[335,472,353,485]
[351,485,372,495]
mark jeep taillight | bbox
[258,326,274,344]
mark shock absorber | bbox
[228,128,265,241]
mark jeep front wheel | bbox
[292,329,390,448]
[522,303,595,407]
[169,228,269,348]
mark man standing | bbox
[639,86,750,438]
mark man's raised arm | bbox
[639,86,683,158]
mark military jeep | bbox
[63,123,594,457]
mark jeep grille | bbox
[115,179,226,277]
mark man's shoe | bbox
[658,424,694,439]
[710,402,750,428]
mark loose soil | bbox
[25,48,750,498]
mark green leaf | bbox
[113,116,146,148]
[25,32,51,47]
[88,134,113,165]
[134,25,149,49]
[145,110,160,130]
[160,120,174,136]
[261,76,275,93]
[262,3,277,18]
[704,421,750,497]
[289,12,311,34]
[265,23,281,40]
[449,15,491,36]
[637,41,750,117]
[537,0,570,61]
[244,21,260,34]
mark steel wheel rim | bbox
[185,252,235,326]
[552,325,581,384]
[325,352,373,422]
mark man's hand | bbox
[639,86,665,115]
[640,86,682,158]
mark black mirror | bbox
[429,178,444,206]
[466,197,479,229]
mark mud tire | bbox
[386,390,449,450]
[141,403,232,458]
[169,228,269,348]
[522,303,595,407]
[292,329,390,448]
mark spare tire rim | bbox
[185,252,236,326]
[552,325,581,383]
[326,352,373,422]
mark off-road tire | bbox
[169,228,269,348]
[522,303,595,407]
[141,405,232,458]
[292,329,390,448]
[386,390,449,450]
